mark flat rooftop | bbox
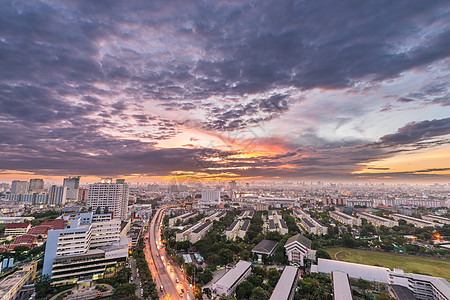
[192,221,212,233]
[240,220,250,231]
[214,260,252,289]
[269,266,298,300]
[302,218,315,228]
[0,270,30,299]
[332,271,352,300]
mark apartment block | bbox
[392,214,442,228]
[176,220,213,243]
[87,179,129,220]
[422,215,450,225]
[169,212,198,226]
[329,210,361,226]
[212,260,252,297]
[5,223,31,237]
[357,211,398,227]
[42,211,127,285]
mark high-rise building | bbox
[11,180,28,194]
[229,180,237,201]
[28,179,44,192]
[199,190,221,205]
[87,179,129,220]
[63,176,80,201]
[43,211,126,285]
[78,188,89,201]
[48,185,67,206]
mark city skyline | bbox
[1,1,450,183]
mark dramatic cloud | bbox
[0,0,449,181]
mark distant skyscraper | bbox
[63,176,80,201]
[87,179,129,220]
[48,185,67,206]
[78,188,89,201]
[229,180,237,201]
[28,179,44,192]
[11,180,28,194]
[199,190,221,205]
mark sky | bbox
[1,0,450,184]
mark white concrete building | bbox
[169,212,198,226]
[87,179,129,220]
[389,269,450,300]
[48,185,67,206]
[284,234,311,266]
[42,211,127,285]
[269,266,299,300]
[199,190,221,205]
[329,210,361,226]
[212,260,252,297]
[392,214,441,228]
[332,271,352,300]
[357,211,398,227]
[423,215,450,225]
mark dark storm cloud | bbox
[379,118,450,146]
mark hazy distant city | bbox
[1,0,449,300]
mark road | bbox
[146,208,194,300]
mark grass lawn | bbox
[325,247,450,280]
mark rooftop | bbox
[5,223,30,229]
[252,239,278,255]
[214,260,252,289]
[227,220,239,231]
[192,221,212,233]
[269,266,298,300]
[240,220,250,231]
[302,218,315,228]
[285,233,312,249]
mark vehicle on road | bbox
[176,278,179,283]
[130,276,133,281]
[170,268,173,272]
[160,285,164,292]
[181,288,184,293]
[180,292,183,297]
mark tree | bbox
[236,281,254,299]
[316,249,331,259]
[218,248,233,265]
[250,286,270,300]
[267,268,281,287]
[34,275,52,299]
[113,283,138,299]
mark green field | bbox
[325,247,450,280]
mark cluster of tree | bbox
[1,243,46,262]
[235,266,281,300]
[282,210,301,233]
[29,210,61,226]
[295,273,332,300]
[132,239,159,299]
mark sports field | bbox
[325,247,450,280]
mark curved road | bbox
[146,208,194,300]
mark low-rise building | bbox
[332,271,352,300]
[191,221,213,243]
[389,269,450,300]
[252,240,278,257]
[422,215,450,225]
[284,234,311,266]
[0,263,36,300]
[269,266,299,300]
[4,223,31,237]
[357,211,398,227]
[212,260,252,297]
[169,212,198,226]
[329,211,361,226]
[392,214,441,228]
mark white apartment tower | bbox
[48,185,67,206]
[11,180,28,194]
[87,178,129,220]
[63,176,80,201]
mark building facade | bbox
[87,179,129,220]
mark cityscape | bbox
[0,1,450,300]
